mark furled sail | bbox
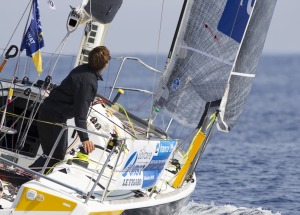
[154,0,276,131]
[83,0,123,24]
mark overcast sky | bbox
[0,0,298,55]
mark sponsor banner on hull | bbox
[115,140,176,190]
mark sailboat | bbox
[0,0,277,214]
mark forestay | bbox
[154,0,277,131]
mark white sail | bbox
[0,1,278,214]
[154,0,277,131]
[217,0,277,132]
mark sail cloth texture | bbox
[154,0,276,131]
[21,0,44,74]
[83,0,123,24]
[218,0,277,132]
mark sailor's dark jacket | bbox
[43,64,102,142]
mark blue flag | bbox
[21,0,44,74]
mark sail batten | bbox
[178,45,234,66]
[231,72,255,78]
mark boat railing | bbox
[46,124,127,202]
[0,124,127,203]
[108,56,163,100]
[0,155,88,195]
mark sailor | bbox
[29,46,110,172]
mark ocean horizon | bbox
[0,53,299,214]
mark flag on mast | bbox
[21,0,44,74]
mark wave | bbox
[180,202,281,215]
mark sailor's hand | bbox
[82,140,95,154]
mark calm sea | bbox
[181,55,300,215]
[1,54,299,215]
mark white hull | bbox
[0,80,196,215]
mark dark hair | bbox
[88,46,110,70]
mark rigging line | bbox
[154,0,165,71]
[0,99,10,156]
[16,79,50,153]
[90,106,137,140]
[15,75,42,149]
[0,96,18,111]
[173,127,196,156]
[22,58,30,79]
[0,0,31,61]
[0,82,8,147]
[115,104,136,137]
[41,33,72,75]
[147,0,166,137]
[0,109,64,127]
[104,62,112,97]
[17,103,39,151]
[0,0,32,133]
[12,73,56,153]
[69,55,75,71]
[0,105,39,159]
[221,2,245,70]
[0,107,27,144]
[153,0,165,95]
[0,48,76,58]
[11,87,55,158]
[48,32,71,76]
[230,1,243,41]
[15,0,34,78]
[0,147,45,160]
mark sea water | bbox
[1,54,299,215]
[180,55,300,215]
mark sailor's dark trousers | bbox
[29,106,68,172]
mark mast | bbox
[74,22,109,67]
[73,0,123,67]
[166,0,188,62]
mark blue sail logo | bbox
[122,152,138,177]
[171,78,180,91]
[218,0,256,43]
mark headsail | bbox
[154,0,276,131]
[217,0,277,132]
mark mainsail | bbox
[154,0,277,131]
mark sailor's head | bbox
[88,46,110,72]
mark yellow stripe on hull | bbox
[172,130,206,188]
[15,187,77,212]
